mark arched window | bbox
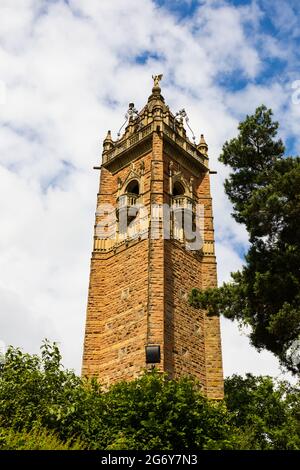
[173,181,185,196]
[126,179,139,195]
[118,179,140,231]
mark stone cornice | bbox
[101,122,209,175]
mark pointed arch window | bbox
[173,181,185,196]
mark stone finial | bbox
[198,134,208,156]
[104,130,112,141]
[103,130,114,151]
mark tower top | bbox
[101,76,209,173]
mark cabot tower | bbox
[82,76,223,398]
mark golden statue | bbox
[152,74,163,87]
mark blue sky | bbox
[154,0,201,18]
[153,0,300,152]
[0,0,299,381]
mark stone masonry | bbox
[82,78,224,398]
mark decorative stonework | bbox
[82,78,223,399]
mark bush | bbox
[0,342,299,450]
[0,341,235,450]
[0,426,83,450]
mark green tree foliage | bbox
[98,372,232,450]
[190,106,300,373]
[0,342,234,450]
[0,342,299,450]
[0,427,83,450]
[224,374,300,450]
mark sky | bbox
[0,0,299,380]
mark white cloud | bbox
[215,241,244,284]
[225,82,288,116]
[262,0,299,36]
[0,284,57,355]
[192,1,261,78]
[0,0,298,380]
[221,318,296,383]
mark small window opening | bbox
[173,181,185,196]
[126,180,139,195]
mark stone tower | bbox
[82,76,223,399]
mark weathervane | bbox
[152,74,163,87]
